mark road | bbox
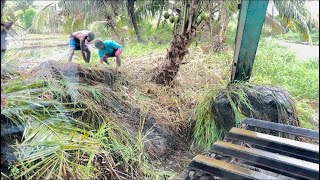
[276,40,319,60]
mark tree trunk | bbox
[156,3,164,30]
[213,8,230,52]
[152,0,204,85]
[127,0,144,43]
[106,15,125,46]
[152,26,197,85]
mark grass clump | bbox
[296,100,318,130]
[192,83,254,150]
[192,89,221,151]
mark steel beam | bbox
[241,118,319,140]
[189,155,277,180]
[212,141,319,180]
[226,128,319,163]
[231,0,269,81]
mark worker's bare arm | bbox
[68,49,75,62]
[79,40,86,60]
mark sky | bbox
[33,0,58,7]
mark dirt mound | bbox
[1,64,19,82]
[25,61,119,86]
[23,61,176,159]
[212,84,299,137]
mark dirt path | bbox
[276,40,319,60]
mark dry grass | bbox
[120,44,232,145]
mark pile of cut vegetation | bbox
[1,61,176,179]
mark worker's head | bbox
[87,32,95,42]
[94,40,104,50]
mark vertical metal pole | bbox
[230,0,269,82]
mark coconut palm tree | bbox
[127,0,144,43]
[152,0,238,85]
[151,0,208,85]
[266,0,313,45]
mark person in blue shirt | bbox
[94,40,123,66]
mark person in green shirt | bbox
[94,40,123,66]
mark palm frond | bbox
[2,64,160,179]
[273,0,312,43]
[264,13,285,35]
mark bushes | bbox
[15,8,36,29]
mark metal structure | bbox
[169,1,319,178]
[230,0,269,81]
[170,118,319,180]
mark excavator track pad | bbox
[170,118,319,180]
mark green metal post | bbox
[230,0,269,82]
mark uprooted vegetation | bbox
[1,61,181,179]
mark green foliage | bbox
[296,100,317,130]
[273,0,313,43]
[30,3,63,34]
[252,38,319,99]
[192,89,221,150]
[15,8,36,29]
[276,31,319,45]
[13,0,34,11]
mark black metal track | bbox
[241,118,319,140]
[173,119,319,180]
[189,155,277,180]
[226,128,319,163]
[211,141,319,180]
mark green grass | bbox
[192,83,255,150]
[276,31,319,46]
[296,100,318,130]
[252,37,319,99]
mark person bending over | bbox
[68,30,95,63]
[94,40,123,66]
